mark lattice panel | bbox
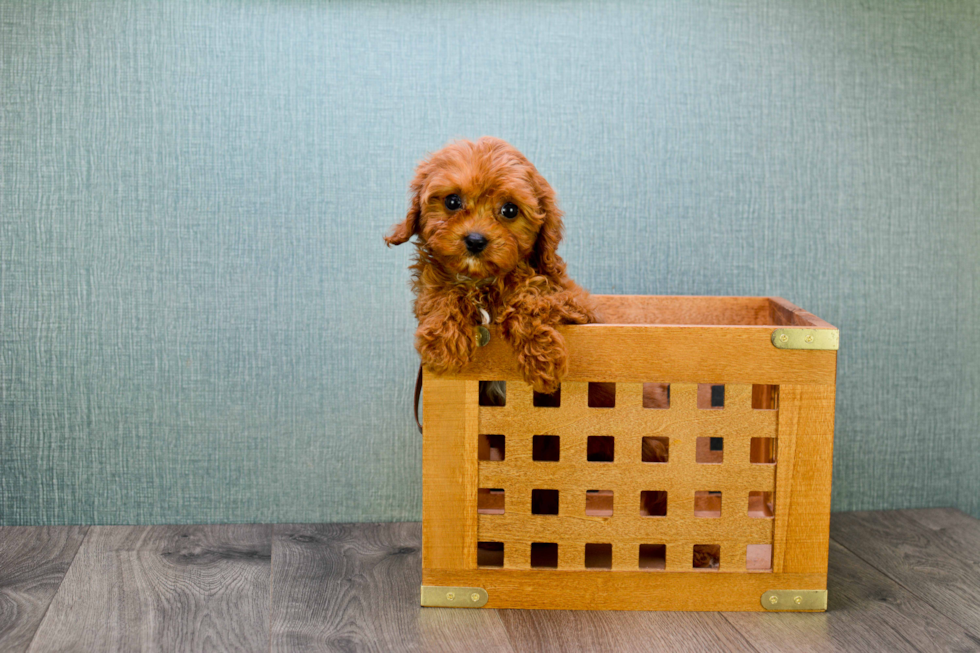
[475,382,778,573]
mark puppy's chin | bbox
[460,256,500,279]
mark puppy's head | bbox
[386,137,566,281]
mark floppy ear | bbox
[385,170,425,247]
[530,169,568,281]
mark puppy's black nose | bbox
[464,232,488,254]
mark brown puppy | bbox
[386,137,594,394]
[388,139,704,565]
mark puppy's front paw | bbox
[516,325,568,394]
[416,320,477,374]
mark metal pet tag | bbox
[476,308,491,347]
[476,325,491,347]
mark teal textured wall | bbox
[1,1,978,525]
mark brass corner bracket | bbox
[421,586,489,608]
[771,328,839,350]
[761,589,828,611]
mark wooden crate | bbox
[421,295,837,612]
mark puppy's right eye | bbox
[444,194,462,211]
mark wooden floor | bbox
[2,509,979,652]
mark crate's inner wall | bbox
[594,296,830,327]
[476,380,778,573]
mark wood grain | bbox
[766,297,835,329]
[591,294,831,329]
[723,539,980,652]
[0,526,88,653]
[271,522,514,653]
[424,567,825,611]
[2,512,978,651]
[772,384,837,575]
[422,375,480,571]
[444,324,838,385]
[832,509,980,635]
[594,294,774,326]
[28,525,272,652]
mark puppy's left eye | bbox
[500,202,519,220]
[444,194,462,211]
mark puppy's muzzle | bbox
[464,232,489,255]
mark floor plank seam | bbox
[719,612,764,653]
[829,533,980,640]
[268,525,277,653]
[489,609,519,653]
[22,526,91,653]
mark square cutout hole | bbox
[584,543,612,569]
[694,490,722,518]
[752,384,778,410]
[587,436,615,462]
[588,382,616,407]
[750,437,776,464]
[585,490,613,516]
[697,384,725,409]
[642,436,669,463]
[478,381,506,406]
[746,544,773,571]
[748,491,774,518]
[532,435,560,462]
[477,488,505,515]
[530,542,558,568]
[639,544,666,570]
[643,383,670,409]
[531,489,559,515]
[696,437,724,464]
[533,386,561,407]
[478,434,505,461]
[477,541,504,568]
[639,490,667,517]
[693,544,720,570]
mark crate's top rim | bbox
[574,322,839,329]
[595,294,784,299]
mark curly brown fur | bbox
[386,137,595,393]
